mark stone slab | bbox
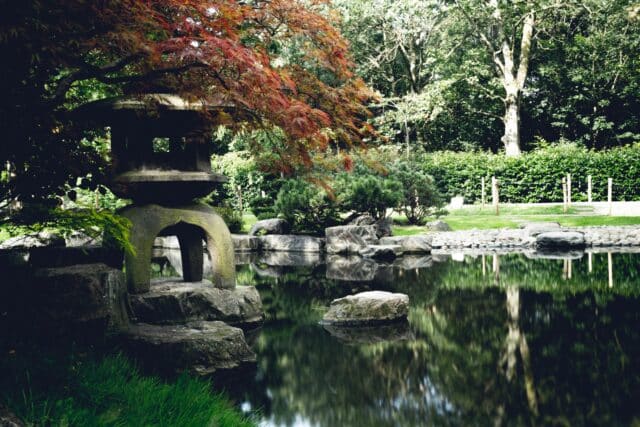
[380,235,432,253]
[536,231,586,248]
[325,225,379,254]
[321,291,409,326]
[231,234,260,252]
[124,321,256,376]
[259,235,324,252]
[129,279,264,327]
[358,244,403,260]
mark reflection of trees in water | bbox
[410,287,640,426]
[238,254,640,426]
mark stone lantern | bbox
[80,94,237,294]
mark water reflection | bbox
[151,250,640,426]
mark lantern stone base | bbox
[120,204,236,294]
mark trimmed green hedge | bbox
[423,144,640,203]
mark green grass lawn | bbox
[393,205,640,235]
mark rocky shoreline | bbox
[204,224,640,257]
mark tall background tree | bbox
[335,0,640,154]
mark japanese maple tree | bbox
[0,0,373,204]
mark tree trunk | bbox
[502,96,521,157]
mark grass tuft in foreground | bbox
[0,351,254,427]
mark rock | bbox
[326,256,379,282]
[65,230,102,247]
[256,251,322,267]
[380,235,432,253]
[323,320,414,345]
[321,291,409,326]
[0,231,64,250]
[0,404,23,427]
[375,217,393,238]
[259,235,324,252]
[124,321,256,376]
[347,215,392,238]
[249,218,290,236]
[426,220,451,232]
[31,263,130,334]
[536,231,586,248]
[358,244,403,260]
[129,279,263,327]
[231,234,260,252]
[325,225,379,254]
[348,213,376,226]
[521,222,561,237]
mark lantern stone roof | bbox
[79,93,237,112]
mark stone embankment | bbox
[224,223,640,256]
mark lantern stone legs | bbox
[120,204,236,294]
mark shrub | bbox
[212,206,243,233]
[274,179,340,235]
[336,173,403,220]
[389,160,444,224]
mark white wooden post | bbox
[588,252,593,273]
[481,177,486,208]
[562,177,567,213]
[566,173,572,207]
[587,175,592,203]
[492,176,499,216]
[608,178,613,216]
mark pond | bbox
[225,250,639,427]
[152,249,640,426]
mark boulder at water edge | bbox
[325,225,379,254]
[536,231,585,248]
[321,291,409,326]
[358,244,403,260]
[124,321,256,377]
[380,235,432,253]
[129,279,264,327]
[426,220,451,231]
[249,218,290,236]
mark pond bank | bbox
[198,224,640,256]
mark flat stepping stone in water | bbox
[124,321,256,377]
[321,291,409,326]
[129,279,264,327]
[536,231,585,248]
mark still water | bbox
[158,250,640,426]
